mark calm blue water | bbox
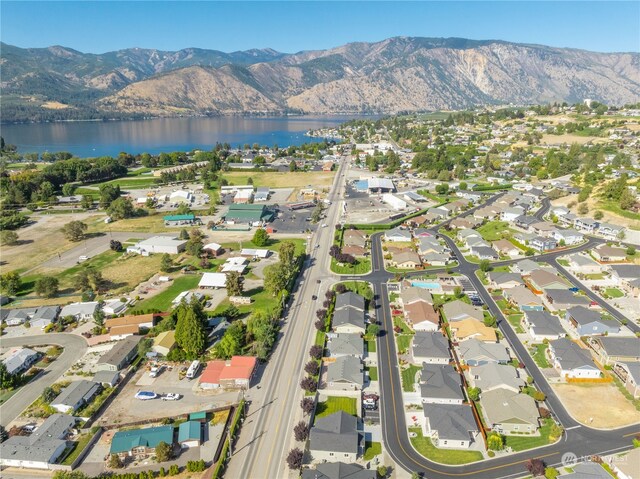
[411,282,441,290]
[1,116,361,158]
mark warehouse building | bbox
[223,204,275,225]
[127,236,187,255]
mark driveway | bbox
[0,333,87,427]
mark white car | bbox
[149,366,163,378]
[162,393,182,401]
[321,223,328,228]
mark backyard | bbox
[408,427,483,464]
[315,396,357,418]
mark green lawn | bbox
[337,281,374,301]
[531,343,551,368]
[393,316,413,335]
[476,221,515,241]
[401,365,421,392]
[60,433,94,465]
[331,257,372,275]
[557,259,570,267]
[505,418,561,452]
[367,339,377,353]
[396,334,413,354]
[408,427,483,464]
[315,396,357,418]
[604,288,624,298]
[507,314,525,334]
[87,176,161,190]
[221,238,306,256]
[366,366,378,381]
[133,275,201,311]
[363,441,382,461]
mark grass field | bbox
[212,285,274,316]
[477,221,515,241]
[401,365,421,392]
[531,344,550,368]
[409,427,483,464]
[604,288,624,298]
[363,441,382,461]
[315,396,357,418]
[223,171,335,189]
[367,339,377,353]
[505,418,560,452]
[366,366,378,381]
[87,214,168,233]
[86,176,161,190]
[133,275,202,311]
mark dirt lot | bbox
[223,171,336,189]
[552,383,640,428]
[96,365,240,427]
[541,134,607,145]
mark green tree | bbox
[217,320,246,358]
[108,453,124,469]
[81,195,93,209]
[467,387,481,402]
[487,432,504,451]
[0,362,17,389]
[41,386,57,403]
[52,472,90,479]
[289,160,297,172]
[620,187,636,210]
[264,262,288,296]
[160,254,173,272]
[35,276,59,298]
[179,228,190,240]
[247,310,279,359]
[479,259,492,272]
[252,228,270,247]
[0,230,19,245]
[61,183,76,196]
[435,184,449,195]
[73,268,104,292]
[0,271,21,295]
[593,210,604,220]
[174,301,206,359]
[545,467,559,479]
[367,323,380,337]
[225,271,243,297]
[107,197,135,220]
[99,184,120,209]
[279,240,296,269]
[577,203,588,215]
[62,221,87,242]
[155,441,172,462]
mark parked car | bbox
[311,295,318,300]
[149,366,163,378]
[135,391,158,400]
[162,393,182,401]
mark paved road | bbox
[227,157,349,479]
[0,334,87,427]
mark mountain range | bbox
[2,37,639,122]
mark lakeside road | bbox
[0,334,87,427]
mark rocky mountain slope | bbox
[2,37,639,121]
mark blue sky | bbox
[2,1,638,54]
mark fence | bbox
[211,399,245,479]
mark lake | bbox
[1,116,360,157]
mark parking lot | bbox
[270,206,320,234]
[123,182,210,212]
[96,364,240,426]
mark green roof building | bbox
[178,421,202,447]
[110,425,174,456]
[163,214,198,226]
[223,204,274,224]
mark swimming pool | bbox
[411,281,441,289]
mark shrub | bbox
[168,465,180,476]
[300,376,317,392]
[304,361,319,376]
[293,421,309,441]
[301,397,315,414]
[309,345,323,360]
[286,448,304,470]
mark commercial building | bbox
[110,425,175,459]
[223,204,274,225]
[127,236,187,255]
[199,356,257,390]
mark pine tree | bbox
[174,301,206,359]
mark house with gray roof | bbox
[567,253,601,274]
[335,292,365,312]
[471,246,499,260]
[0,413,77,469]
[545,289,590,312]
[522,311,566,341]
[326,333,364,359]
[511,259,540,275]
[332,308,366,335]
[96,335,142,372]
[30,306,60,329]
[309,412,360,462]
[400,286,433,306]
[589,337,640,365]
[412,332,450,364]
[458,339,510,366]
[93,370,120,387]
[614,362,640,399]
[59,301,99,321]
[325,356,363,391]
[528,269,569,291]
[552,228,584,245]
[548,339,601,379]
[467,363,525,393]
[422,252,451,266]
[419,364,464,404]
[503,286,544,312]
[487,272,524,290]
[3,347,39,375]
[442,300,484,322]
[384,227,412,242]
[565,306,620,336]
[51,380,101,414]
[302,463,376,479]
[421,403,479,449]
[5,307,37,326]
[480,388,539,435]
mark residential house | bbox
[609,265,640,296]
[92,370,120,388]
[59,302,99,322]
[457,228,481,243]
[422,252,451,266]
[5,307,37,326]
[302,463,376,479]
[96,335,142,372]
[561,462,620,479]
[390,251,422,269]
[530,222,557,237]
[511,259,540,275]
[522,311,566,341]
[412,332,450,364]
[588,337,640,365]
[565,306,620,336]
[492,240,521,258]
[467,363,525,393]
[110,425,175,459]
[558,213,577,228]
[487,272,524,290]
[199,356,257,389]
[574,217,599,234]
[3,348,39,375]
[501,206,525,222]
[481,388,539,435]
[417,237,447,255]
[442,300,484,323]
[613,362,640,398]
[384,227,412,242]
[471,246,499,260]
[102,299,128,316]
[404,301,439,332]
[309,412,360,462]
[333,308,366,335]
[342,245,367,257]
[419,364,465,404]
[457,339,510,366]
[105,313,160,333]
[325,356,363,391]
[593,244,627,262]
[552,229,584,246]
[400,287,433,306]
[514,215,538,230]
[326,334,364,359]
[503,286,544,312]
[0,414,77,469]
[597,223,625,241]
[335,292,365,312]
[567,253,602,274]
[30,306,60,330]
[152,330,176,356]
[548,338,601,379]
[51,380,101,414]
[545,289,591,312]
[530,236,557,252]
[449,318,497,343]
[466,236,490,250]
[527,269,570,292]
[178,421,202,448]
[421,404,479,449]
